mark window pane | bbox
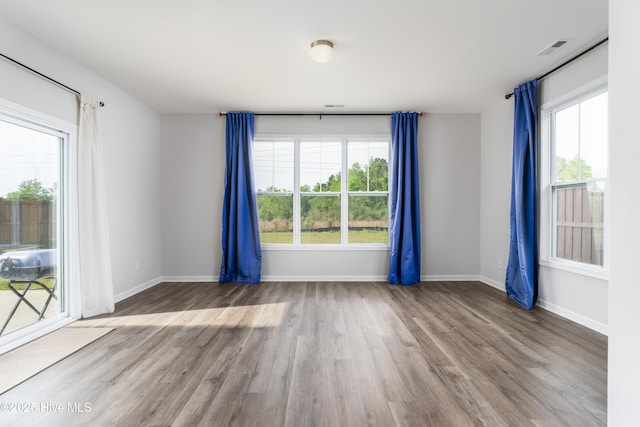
[254,141,293,192]
[348,195,388,243]
[300,195,340,243]
[348,142,389,191]
[0,120,61,336]
[257,194,293,244]
[554,182,604,266]
[300,142,341,192]
[580,92,608,180]
[555,104,580,182]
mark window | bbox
[550,91,607,267]
[300,141,342,243]
[254,141,294,243]
[254,137,390,246]
[0,110,69,338]
[347,142,389,243]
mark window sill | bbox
[261,244,389,251]
[539,258,609,281]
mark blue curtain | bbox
[219,112,262,284]
[388,112,421,286]
[505,80,538,309]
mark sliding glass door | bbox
[0,113,67,339]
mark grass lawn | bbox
[260,229,388,244]
[0,277,55,291]
[348,229,389,244]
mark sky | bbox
[554,91,608,180]
[253,140,388,192]
[0,120,59,198]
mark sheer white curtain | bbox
[77,96,114,317]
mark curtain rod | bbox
[504,37,609,100]
[219,112,422,117]
[0,52,105,107]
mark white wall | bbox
[480,100,512,286]
[0,18,163,300]
[608,1,640,424]
[160,113,481,281]
[422,114,481,278]
[160,114,225,280]
[480,44,609,333]
[101,99,162,298]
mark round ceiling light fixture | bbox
[309,39,334,63]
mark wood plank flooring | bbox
[0,281,607,426]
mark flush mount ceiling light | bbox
[309,40,334,63]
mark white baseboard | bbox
[476,276,607,336]
[478,276,505,292]
[421,274,484,282]
[160,276,218,283]
[261,275,387,282]
[114,276,217,303]
[150,274,485,284]
[153,274,483,283]
[114,276,163,303]
[536,298,608,335]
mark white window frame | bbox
[539,78,609,280]
[254,134,391,250]
[0,98,78,354]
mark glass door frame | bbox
[0,98,79,354]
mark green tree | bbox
[368,157,388,191]
[5,179,56,201]
[349,196,387,221]
[301,195,340,229]
[312,172,341,192]
[556,155,593,182]
[347,157,388,223]
[256,186,293,231]
[348,158,388,192]
[257,195,292,222]
[348,162,367,191]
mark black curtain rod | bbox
[505,37,609,100]
[219,112,423,117]
[0,52,105,107]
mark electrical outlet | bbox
[497,258,503,270]
[135,261,140,271]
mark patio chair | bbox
[0,249,57,335]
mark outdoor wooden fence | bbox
[555,186,604,266]
[0,199,56,249]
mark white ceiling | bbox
[0,0,608,114]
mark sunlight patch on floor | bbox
[79,302,289,328]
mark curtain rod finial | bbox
[505,93,514,100]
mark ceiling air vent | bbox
[537,39,570,56]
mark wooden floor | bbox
[0,281,606,426]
